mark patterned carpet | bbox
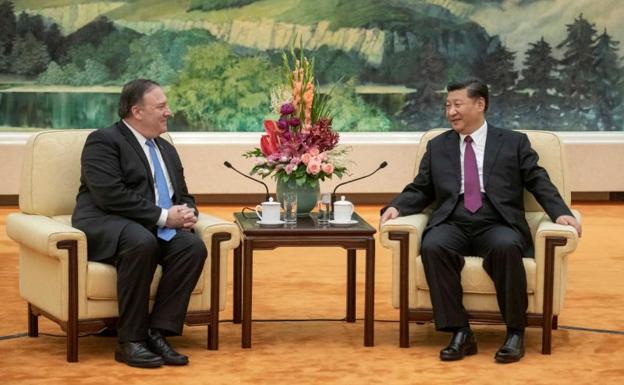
[1,203,623,385]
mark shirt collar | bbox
[123,119,150,146]
[460,120,488,144]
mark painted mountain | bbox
[0,0,622,131]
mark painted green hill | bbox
[13,0,479,27]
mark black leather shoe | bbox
[114,341,164,368]
[495,333,525,364]
[146,328,189,366]
[440,328,478,361]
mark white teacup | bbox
[255,197,281,223]
[333,195,354,222]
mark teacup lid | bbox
[334,195,352,206]
[264,197,280,205]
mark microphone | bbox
[331,161,388,209]
[224,161,270,202]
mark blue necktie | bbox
[146,139,176,241]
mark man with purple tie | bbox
[380,78,581,363]
[72,79,206,368]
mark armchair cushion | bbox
[86,263,202,300]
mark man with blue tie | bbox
[380,78,581,363]
[72,79,207,368]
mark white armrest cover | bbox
[192,212,240,310]
[532,209,581,313]
[380,213,430,308]
[6,213,89,320]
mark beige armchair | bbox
[380,129,580,354]
[6,130,240,362]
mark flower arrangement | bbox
[243,44,349,188]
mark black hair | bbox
[447,78,489,112]
[118,79,160,119]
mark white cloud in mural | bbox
[469,0,624,70]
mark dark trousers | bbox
[421,194,528,332]
[107,222,207,343]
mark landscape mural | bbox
[0,0,622,132]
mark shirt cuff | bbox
[157,208,168,227]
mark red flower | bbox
[260,120,281,156]
[264,119,281,134]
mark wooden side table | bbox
[233,212,376,348]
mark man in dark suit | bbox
[72,79,207,368]
[380,78,581,363]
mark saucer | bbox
[256,219,285,226]
[328,219,358,226]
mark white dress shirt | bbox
[459,121,487,194]
[123,120,173,227]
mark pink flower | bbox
[307,159,321,175]
[309,147,320,157]
[301,153,311,165]
[285,164,295,174]
[321,162,334,174]
[319,151,328,161]
[290,156,301,165]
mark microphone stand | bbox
[224,161,270,202]
[331,161,388,211]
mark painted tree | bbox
[9,33,50,75]
[402,41,448,129]
[14,11,65,62]
[473,40,519,127]
[74,59,110,85]
[412,42,447,106]
[16,12,45,41]
[43,23,64,62]
[122,38,176,85]
[592,29,624,130]
[37,61,68,84]
[477,41,518,96]
[520,37,559,98]
[0,0,16,57]
[328,80,392,132]
[518,37,561,129]
[64,16,116,50]
[557,14,598,129]
[169,43,279,131]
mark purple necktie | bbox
[463,136,482,213]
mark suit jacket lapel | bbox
[117,121,155,191]
[444,130,461,190]
[483,125,503,188]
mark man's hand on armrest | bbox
[380,206,400,228]
[556,215,582,237]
